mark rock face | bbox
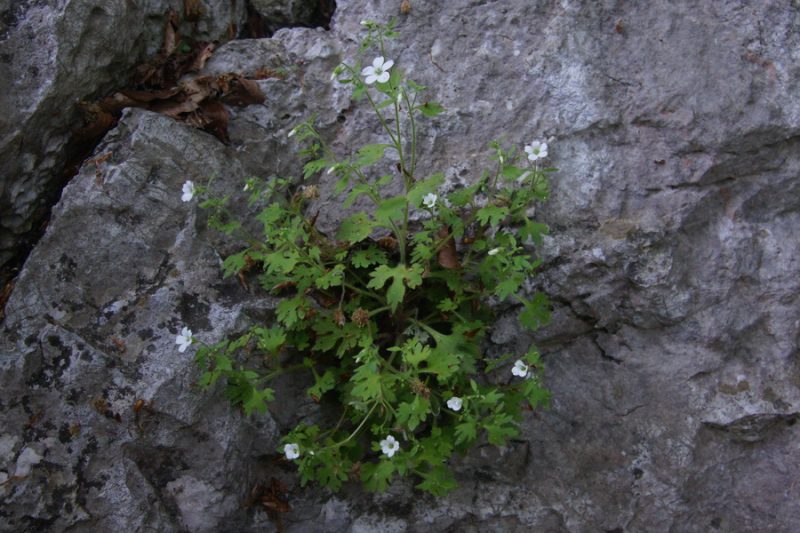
[0,0,246,274]
[2,0,800,531]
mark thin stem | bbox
[364,89,399,146]
[344,282,384,303]
[260,363,306,382]
[328,401,379,449]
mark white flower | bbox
[181,181,196,202]
[512,359,529,378]
[447,396,463,411]
[284,443,300,460]
[422,193,437,209]
[287,127,298,138]
[488,247,501,256]
[362,56,394,85]
[380,435,400,457]
[175,327,192,353]
[243,183,251,192]
[524,141,548,161]
[360,20,369,26]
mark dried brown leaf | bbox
[184,0,204,22]
[436,227,461,270]
[163,9,180,55]
[74,110,116,144]
[119,87,181,103]
[197,99,229,142]
[149,98,200,118]
[221,75,265,106]
[191,43,215,72]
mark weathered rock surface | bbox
[2,0,800,531]
[0,0,246,273]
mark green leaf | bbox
[436,298,457,313]
[416,426,454,465]
[475,205,509,227]
[226,370,274,416]
[315,264,345,289]
[351,359,382,401]
[276,295,306,328]
[241,386,275,416]
[336,213,374,243]
[484,413,518,445]
[362,460,395,492]
[395,396,430,431]
[344,183,373,208]
[367,263,424,312]
[495,275,522,300]
[350,247,388,268]
[303,158,329,178]
[308,368,337,399]
[501,164,527,181]
[519,292,551,331]
[520,220,549,247]
[253,326,286,353]
[419,101,445,117]
[221,251,249,278]
[407,173,444,207]
[416,465,457,496]
[402,341,431,368]
[522,379,551,408]
[447,179,484,207]
[264,250,299,274]
[356,143,391,167]
[256,203,284,226]
[423,327,478,380]
[454,419,478,445]
[374,195,407,226]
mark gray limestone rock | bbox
[0,0,246,272]
[0,109,278,531]
[2,0,800,531]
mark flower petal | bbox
[376,71,390,83]
[373,56,385,68]
[382,59,394,70]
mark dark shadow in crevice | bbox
[241,0,336,39]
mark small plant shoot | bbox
[185,20,555,496]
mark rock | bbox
[2,0,800,531]
[0,109,279,531]
[250,0,315,28]
[0,0,246,275]
[13,446,42,477]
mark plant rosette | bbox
[186,20,556,496]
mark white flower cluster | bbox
[512,359,529,378]
[362,56,394,85]
[284,443,300,460]
[175,327,193,353]
[446,396,463,411]
[380,435,400,457]
[181,181,196,202]
[524,141,548,161]
[422,193,437,209]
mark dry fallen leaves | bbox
[76,9,271,146]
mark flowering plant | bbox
[190,20,554,496]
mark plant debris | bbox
[75,8,273,146]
